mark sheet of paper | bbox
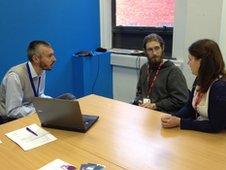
[39,159,76,170]
[5,124,57,151]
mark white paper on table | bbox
[5,123,57,151]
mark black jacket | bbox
[135,60,189,113]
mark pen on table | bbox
[26,127,38,136]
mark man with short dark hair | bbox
[134,34,189,113]
[0,40,56,121]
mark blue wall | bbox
[73,52,113,98]
[0,0,100,97]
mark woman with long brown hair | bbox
[161,39,226,133]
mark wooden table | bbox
[0,112,122,169]
[1,95,226,170]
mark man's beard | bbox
[148,56,163,70]
[39,62,55,71]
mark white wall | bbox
[220,0,226,61]
[173,0,224,88]
[99,0,112,49]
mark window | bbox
[112,0,175,58]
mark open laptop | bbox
[32,97,99,133]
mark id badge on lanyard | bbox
[143,98,151,104]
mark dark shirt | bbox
[135,60,189,113]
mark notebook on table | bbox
[32,97,99,133]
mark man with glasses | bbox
[134,34,189,113]
[0,40,74,123]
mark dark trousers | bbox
[0,116,16,124]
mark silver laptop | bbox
[32,97,99,133]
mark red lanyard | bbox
[147,62,164,94]
[194,92,204,110]
[194,90,204,118]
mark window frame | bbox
[111,0,174,58]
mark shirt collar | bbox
[28,61,41,78]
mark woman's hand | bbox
[161,114,181,128]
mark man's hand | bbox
[161,114,181,128]
[139,102,157,110]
